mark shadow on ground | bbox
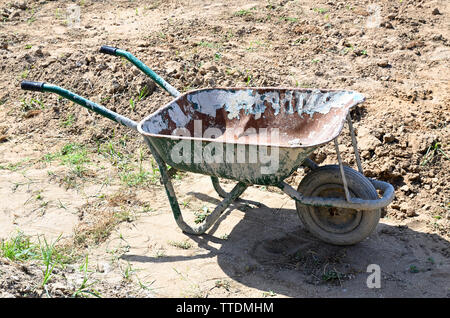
[121,192,450,297]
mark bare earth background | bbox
[0,0,449,298]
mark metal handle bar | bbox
[99,45,181,98]
[20,81,138,131]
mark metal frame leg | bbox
[210,176,229,198]
[347,113,364,174]
[302,158,319,170]
[334,138,351,202]
[143,137,248,235]
[331,113,366,203]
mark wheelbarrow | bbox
[20,45,395,246]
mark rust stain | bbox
[138,87,364,148]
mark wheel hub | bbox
[309,184,362,234]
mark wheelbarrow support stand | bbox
[21,44,252,236]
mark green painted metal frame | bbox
[144,136,248,234]
[39,83,139,130]
[104,46,181,99]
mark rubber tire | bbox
[296,165,380,246]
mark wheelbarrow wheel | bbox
[296,165,380,246]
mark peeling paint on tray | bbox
[296,90,364,118]
[143,114,168,134]
[168,105,191,128]
[187,90,226,117]
[186,89,363,120]
[141,88,365,147]
[282,90,294,115]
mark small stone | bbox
[377,60,391,68]
[357,127,382,151]
[353,49,368,57]
[387,13,397,20]
[85,55,96,65]
[406,40,425,50]
[96,63,108,71]
[361,150,372,159]
[431,8,441,15]
[9,10,20,18]
[192,77,202,86]
[24,109,41,118]
[204,75,216,87]
[399,203,417,217]
[131,67,140,76]
[406,173,420,183]
[375,147,389,157]
[0,135,8,143]
[383,133,395,143]
[108,80,121,94]
[23,53,36,64]
[34,48,44,57]
[10,275,19,282]
[13,1,28,10]
[199,62,218,75]
[41,57,57,68]
[50,282,67,293]
[381,21,394,29]
[408,133,437,153]
[97,262,111,273]
[166,61,182,76]
[400,185,410,192]
[53,290,65,297]
[399,202,409,212]
[65,265,75,273]
[137,79,156,96]
[432,34,443,41]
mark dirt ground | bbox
[0,0,449,298]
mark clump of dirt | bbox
[0,256,152,298]
[0,257,43,298]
